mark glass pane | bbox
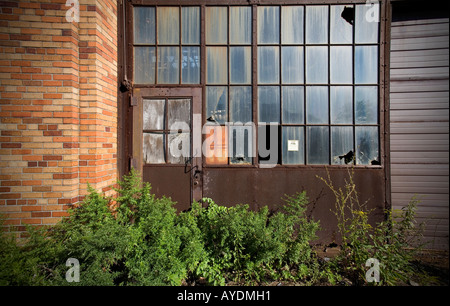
[355,86,378,124]
[134,7,155,44]
[258,47,280,84]
[355,126,379,165]
[331,126,354,165]
[157,47,179,84]
[330,46,353,84]
[230,7,252,45]
[143,133,165,164]
[306,86,328,124]
[205,126,228,165]
[355,46,378,84]
[230,86,252,123]
[282,46,304,84]
[157,7,179,45]
[182,47,200,84]
[305,6,328,44]
[207,47,228,84]
[258,86,280,123]
[355,4,379,44]
[206,7,227,44]
[182,7,200,45]
[134,47,156,84]
[282,126,305,165]
[143,99,165,130]
[306,46,328,84]
[206,86,228,124]
[307,126,329,165]
[230,47,252,84]
[168,132,190,164]
[330,86,353,124]
[229,125,253,165]
[168,99,191,129]
[282,86,304,124]
[282,6,304,44]
[330,5,353,44]
[258,124,280,165]
[257,6,280,44]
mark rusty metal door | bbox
[131,88,202,211]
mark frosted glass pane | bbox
[182,47,200,84]
[355,46,378,84]
[134,47,156,84]
[229,126,253,165]
[307,127,329,165]
[230,87,252,123]
[168,99,190,128]
[282,86,304,124]
[230,47,251,84]
[306,86,328,124]
[355,86,378,124]
[330,5,353,44]
[258,47,280,84]
[207,47,228,84]
[355,4,379,44]
[182,7,200,44]
[258,6,280,44]
[206,7,227,44]
[331,127,354,165]
[230,7,252,44]
[157,47,179,84]
[281,6,304,44]
[206,87,228,124]
[143,133,165,164]
[134,7,155,44]
[306,46,328,84]
[282,47,304,84]
[305,6,328,44]
[157,7,179,45]
[355,126,379,165]
[330,86,353,124]
[143,99,165,130]
[282,126,305,165]
[330,46,353,84]
[258,86,280,123]
[168,133,190,164]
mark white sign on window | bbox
[287,140,299,152]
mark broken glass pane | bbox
[330,5,353,44]
[282,46,304,84]
[157,47,179,84]
[305,6,328,44]
[258,86,280,124]
[206,7,227,44]
[306,86,328,124]
[229,125,253,165]
[282,126,305,165]
[134,47,156,84]
[182,47,200,84]
[168,132,190,164]
[356,126,379,165]
[207,47,228,84]
[306,46,328,84]
[258,46,280,84]
[307,126,329,165]
[143,99,165,130]
[168,99,191,129]
[206,86,228,125]
[230,86,252,123]
[331,126,354,165]
[330,46,353,84]
[355,86,378,124]
[282,86,304,124]
[143,132,165,164]
[330,86,353,124]
[355,46,378,84]
[182,7,200,45]
[282,6,304,44]
[258,6,280,44]
[157,7,180,45]
[134,7,155,45]
[230,7,252,45]
[230,47,252,84]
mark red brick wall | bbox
[0,0,118,236]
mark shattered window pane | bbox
[331,127,354,165]
[356,126,379,165]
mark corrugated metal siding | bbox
[390,16,449,250]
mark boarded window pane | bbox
[182,47,200,84]
[258,86,280,123]
[207,47,228,84]
[134,47,156,84]
[282,46,304,84]
[206,87,228,124]
[206,7,227,44]
[230,47,252,84]
[306,46,328,84]
[229,125,253,165]
[257,6,280,44]
[143,99,165,130]
[282,126,305,165]
[168,132,190,164]
[307,127,329,164]
[331,126,354,165]
[134,7,155,44]
[355,4,379,44]
[306,86,328,124]
[282,86,304,124]
[355,86,378,124]
[330,46,353,84]
[330,5,353,44]
[168,99,191,129]
[182,7,200,44]
[330,86,353,124]
[355,126,379,165]
[157,7,179,45]
[157,47,179,84]
[305,6,328,44]
[143,133,165,164]
[258,47,280,84]
[282,6,304,44]
[230,86,252,123]
[230,7,252,45]
[355,46,378,84]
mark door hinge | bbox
[130,95,138,107]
